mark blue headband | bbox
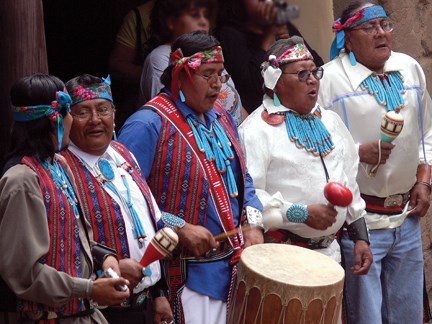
[330,5,388,60]
[12,91,72,151]
[70,75,113,105]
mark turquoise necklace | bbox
[284,107,334,157]
[41,158,80,218]
[360,71,406,112]
[98,157,147,248]
[187,116,238,197]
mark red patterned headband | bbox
[274,43,312,66]
[169,46,224,100]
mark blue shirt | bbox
[118,90,262,301]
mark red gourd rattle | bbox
[324,182,353,207]
[139,227,178,275]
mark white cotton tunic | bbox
[317,51,432,227]
[239,96,366,243]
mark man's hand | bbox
[350,240,373,275]
[409,183,431,217]
[92,277,130,306]
[304,204,337,230]
[359,141,394,165]
[102,255,121,275]
[251,0,277,24]
[153,296,173,324]
[243,226,264,248]
[119,258,144,289]
[176,223,218,257]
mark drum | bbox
[228,244,344,324]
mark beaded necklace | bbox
[284,108,335,157]
[187,115,238,197]
[97,156,147,248]
[360,71,406,112]
[41,159,80,218]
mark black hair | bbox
[160,31,220,88]
[145,0,218,55]
[65,73,103,94]
[340,0,380,25]
[6,73,65,162]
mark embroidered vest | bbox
[61,141,158,260]
[19,156,86,316]
[146,94,246,224]
[144,94,247,323]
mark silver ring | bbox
[205,247,217,258]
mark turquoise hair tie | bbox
[102,74,111,86]
[330,24,346,60]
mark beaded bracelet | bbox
[286,204,308,223]
[162,212,186,230]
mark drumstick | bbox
[213,224,251,242]
[180,225,253,261]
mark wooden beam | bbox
[0,0,48,171]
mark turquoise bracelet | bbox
[286,204,308,223]
[162,212,186,230]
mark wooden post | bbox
[0,0,48,171]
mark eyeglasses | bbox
[282,66,324,82]
[71,106,115,121]
[195,72,230,84]
[350,19,394,35]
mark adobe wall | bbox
[294,0,334,63]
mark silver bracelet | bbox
[244,206,264,229]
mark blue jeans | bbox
[341,216,424,324]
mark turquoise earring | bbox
[179,90,186,103]
[273,93,281,106]
[349,51,357,66]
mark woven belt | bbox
[361,193,410,215]
[265,229,336,250]
[23,305,95,320]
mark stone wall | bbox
[333,0,432,307]
[383,0,432,306]
[382,0,432,94]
